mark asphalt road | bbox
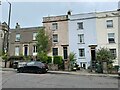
[2,71,119,88]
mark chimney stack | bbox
[15,23,20,29]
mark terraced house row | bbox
[7,10,120,69]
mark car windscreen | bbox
[26,61,44,67]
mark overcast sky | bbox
[1,1,119,28]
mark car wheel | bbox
[18,68,23,73]
[37,69,42,74]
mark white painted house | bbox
[96,10,119,66]
[68,10,119,69]
[68,13,97,69]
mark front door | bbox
[63,47,68,60]
[91,48,96,69]
[24,45,28,56]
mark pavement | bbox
[1,68,119,78]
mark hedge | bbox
[47,56,52,64]
[53,56,62,65]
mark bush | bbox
[47,56,52,64]
[113,65,119,71]
[53,56,63,69]
[8,56,25,61]
[53,56,62,65]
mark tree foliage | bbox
[68,52,76,70]
[36,28,50,62]
[96,47,115,73]
[96,47,114,63]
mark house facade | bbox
[43,15,69,61]
[68,10,119,69]
[96,10,119,66]
[68,13,97,69]
[0,23,3,55]
[9,23,43,58]
[0,22,8,55]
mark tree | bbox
[68,52,76,71]
[36,28,50,63]
[96,47,114,73]
[2,53,9,68]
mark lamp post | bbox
[4,1,11,68]
[6,1,11,54]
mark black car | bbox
[17,61,48,74]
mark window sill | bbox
[108,42,116,44]
[77,28,84,30]
[78,57,85,59]
[107,27,113,29]
[15,41,20,42]
[32,40,37,41]
[78,43,85,44]
[53,42,58,43]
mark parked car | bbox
[13,61,19,69]
[18,61,27,68]
[17,61,48,74]
[118,66,120,76]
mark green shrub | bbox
[53,56,63,70]
[8,56,25,61]
[53,56,62,65]
[113,65,119,71]
[47,56,52,64]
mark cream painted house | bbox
[96,10,119,66]
[43,15,69,60]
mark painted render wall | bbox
[68,13,97,69]
[96,11,119,66]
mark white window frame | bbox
[77,22,83,30]
[106,20,113,28]
[15,33,20,41]
[109,49,116,59]
[79,48,85,58]
[53,34,58,43]
[108,33,115,43]
[52,23,58,30]
[52,48,58,56]
[78,34,84,43]
[33,32,38,40]
[15,46,20,56]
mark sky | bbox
[1,0,119,29]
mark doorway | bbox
[24,45,28,56]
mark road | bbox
[2,70,119,88]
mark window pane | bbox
[33,32,37,40]
[107,20,113,28]
[53,34,58,42]
[78,34,84,43]
[16,34,20,41]
[79,49,85,57]
[110,49,116,59]
[53,48,58,56]
[15,46,19,56]
[108,33,114,37]
[77,22,83,29]
[108,33,115,43]
[52,23,58,30]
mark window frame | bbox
[15,33,20,42]
[108,33,115,43]
[52,48,58,56]
[77,22,83,30]
[15,46,20,56]
[109,49,116,59]
[53,34,58,43]
[52,23,58,30]
[79,48,85,58]
[106,20,113,28]
[33,32,38,41]
[78,34,84,44]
